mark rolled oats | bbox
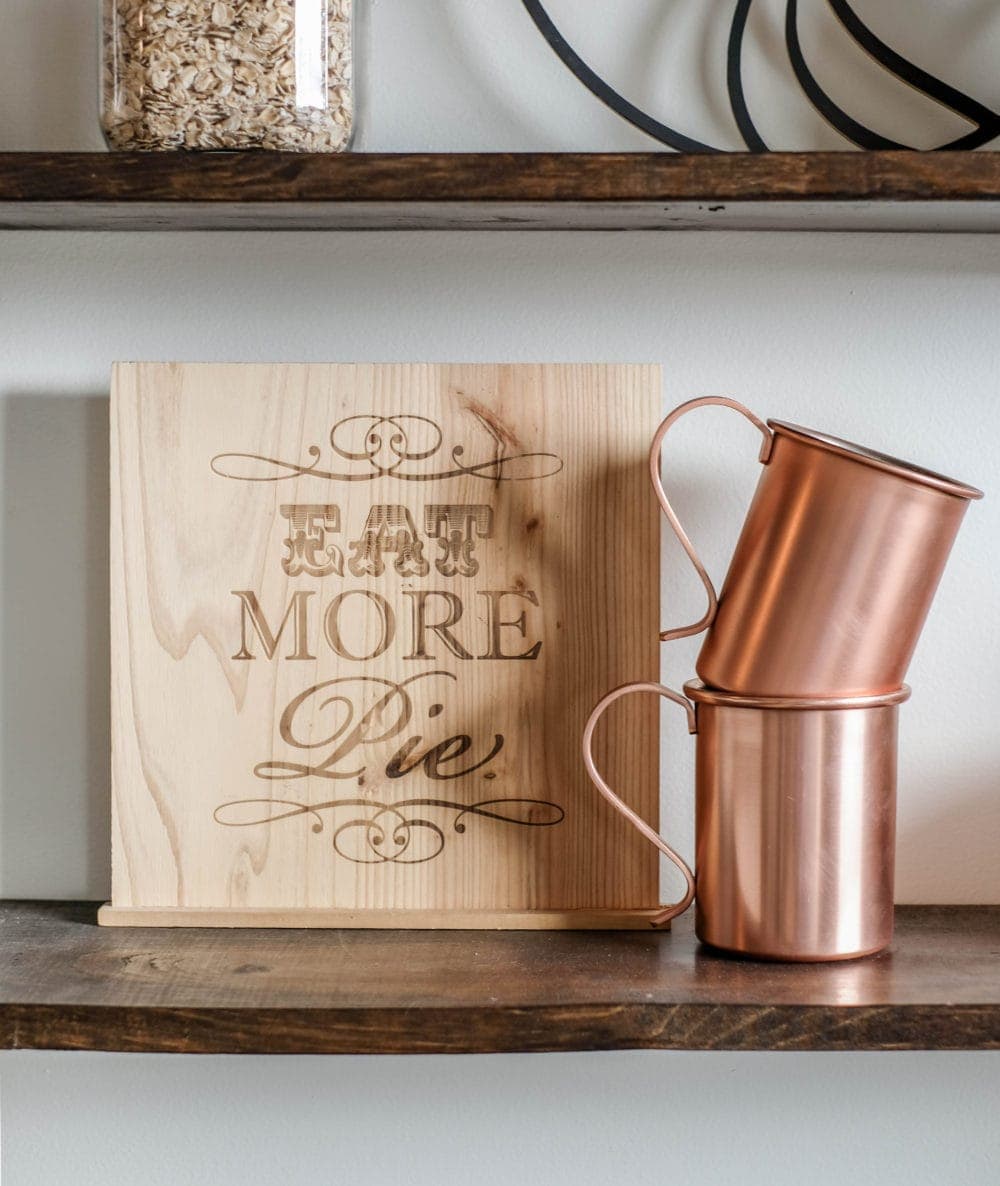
[101,0,354,151]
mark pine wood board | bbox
[97,906,667,929]
[110,363,660,923]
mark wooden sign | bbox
[102,364,662,927]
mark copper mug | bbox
[654,398,983,696]
[583,680,910,960]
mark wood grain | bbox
[1,152,999,231]
[3,903,999,1053]
[96,906,669,928]
[110,364,660,922]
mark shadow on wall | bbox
[1,393,110,898]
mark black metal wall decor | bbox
[522,0,1000,152]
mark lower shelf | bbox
[1,902,998,1054]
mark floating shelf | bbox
[0,152,999,232]
[1,902,998,1054]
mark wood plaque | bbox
[103,364,661,927]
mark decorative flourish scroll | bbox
[214,796,565,864]
[211,414,563,484]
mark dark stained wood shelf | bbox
[1,151,1000,232]
[1,902,998,1054]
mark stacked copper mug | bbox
[584,398,983,961]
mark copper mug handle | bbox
[650,397,774,644]
[580,399,774,927]
[582,681,698,927]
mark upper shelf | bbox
[2,902,998,1053]
[1,151,999,232]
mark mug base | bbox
[696,935,892,963]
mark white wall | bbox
[1,229,998,906]
[1,2,999,1183]
[4,1051,999,1186]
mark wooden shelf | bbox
[1,902,998,1054]
[0,152,999,232]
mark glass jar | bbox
[101,0,355,151]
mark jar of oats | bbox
[101,0,355,151]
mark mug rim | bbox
[768,420,984,502]
[683,680,912,711]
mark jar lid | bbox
[768,420,984,502]
[683,681,912,711]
